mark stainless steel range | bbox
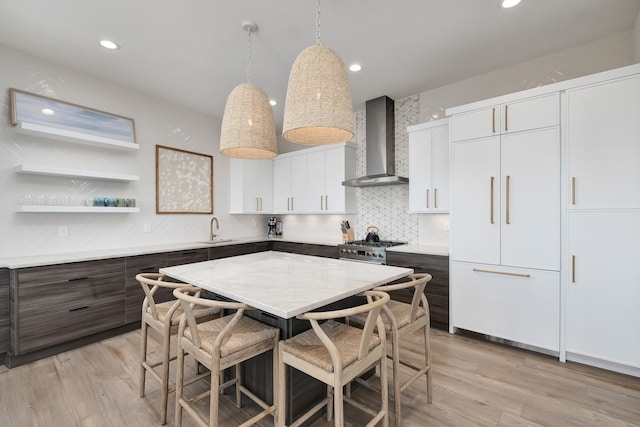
[338,240,406,264]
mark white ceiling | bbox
[1,0,639,134]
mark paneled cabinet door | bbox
[566,76,640,209]
[500,128,560,271]
[449,93,559,142]
[451,261,560,352]
[408,123,449,213]
[451,137,501,265]
[566,210,640,367]
[306,145,355,214]
[229,159,273,213]
[274,156,308,213]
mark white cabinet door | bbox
[451,137,501,265]
[501,93,560,134]
[408,129,432,212]
[431,124,450,211]
[450,106,498,142]
[408,121,449,212]
[323,146,353,213]
[229,159,273,214]
[306,150,326,212]
[452,262,560,351]
[567,76,640,209]
[500,128,560,270]
[566,210,640,367]
[273,157,292,213]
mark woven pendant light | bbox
[220,22,277,159]
[282,0,354,145]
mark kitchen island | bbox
[160,251,413,425]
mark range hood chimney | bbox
[342,96,408,187]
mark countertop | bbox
[0,237,448,269]
[160,251,413,318]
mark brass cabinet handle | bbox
[325,195,328,210]
[320,195,323,210]
[473,268,530,278]
[504,105,509,132]
[434,188,438,209]
[259,197,262,211]
[490,177,495,224]
[426,189,430,209]
[291,197,294,211]
[492,108,496,133]
[506,175,510,224]
[256,198,259,211]
[572,255,576,283]
[571,177,576,205]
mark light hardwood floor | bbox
[1,328,639,426]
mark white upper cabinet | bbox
[229,159,273,214]
[273,143,356,214]
[566,75,640,209]
[273,155,308,213]
[408,120,449,213]
[450,93,560,142]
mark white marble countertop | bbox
[0,236,447,269]
[160,251,413,319]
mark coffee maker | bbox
[267,217,277,238]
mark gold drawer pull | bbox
[434,188,438,209]
[426,189,429,208]
[572,255,576,283]
[490,177,495,224]
[571,177,576,205]
[506,175,510,224]
[504,105,509,131]
[492,108,496,133]
[473,268,530,278]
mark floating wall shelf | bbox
[16,206,140,213]
[14,122,139,151]
[14,164,140,182]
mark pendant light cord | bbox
[316,0,321,44]
[246,26,253,83]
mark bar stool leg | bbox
[139,320,148,398]
[424,325,432,403]
[391,333,402,427]
[175,343,185,427]
[160,323,172,424]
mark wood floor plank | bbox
[1,327,639,426]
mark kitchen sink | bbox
[198,239,233,245]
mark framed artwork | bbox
[156,145,213,214]
[9,88,136,143]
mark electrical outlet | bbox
[443,221,450,232]
[144,224,152,233]
[58,225,69,237]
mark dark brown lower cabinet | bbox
[0,268,9,354]
[386,251,449,330]
[124,253,168,324]
[271,241,339,259]
[10,257,126,355]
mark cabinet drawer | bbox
[17,298,124,354]
[125,253,168,324]
[451,262,559,351]
[17,258,125,285]
[18,272,124,314]
[166,248,209,266]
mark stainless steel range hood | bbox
[342,96,408,187]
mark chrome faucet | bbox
[210,216,219,240]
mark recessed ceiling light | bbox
[349,64,362,72]
[41,108,55,116]
[500,0,522,8]
[99,39,121,50]
[269,99,277,106]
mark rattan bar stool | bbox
[137,273,220,424]
[173,286,280,427]
[348,273,433,427]
[277,290,390,427]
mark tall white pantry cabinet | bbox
[447,64,640,376]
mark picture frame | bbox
[156,145,213,214]
[9,88,136,144]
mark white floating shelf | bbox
[14,122,139,151]
[14,164,139,182]
[17,206,140,213]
